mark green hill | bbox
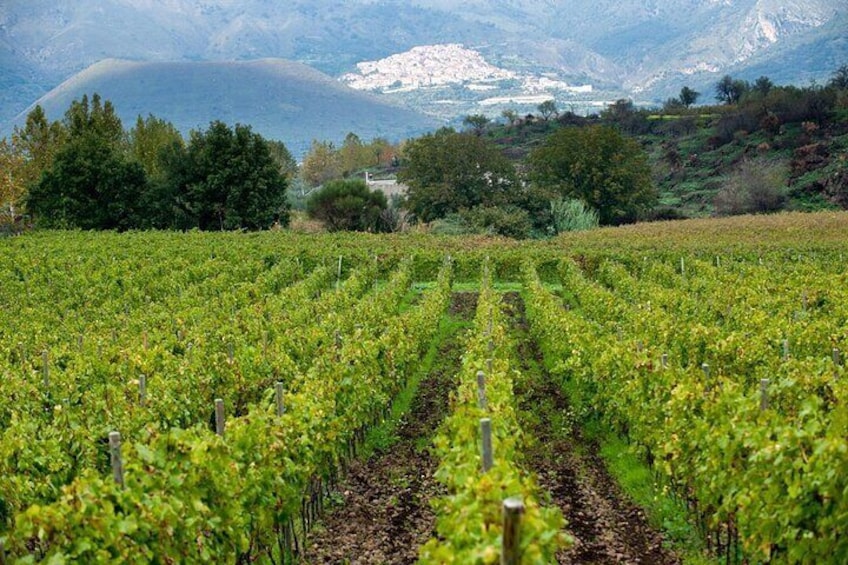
[478,95,848,219]
[3,58,441,157]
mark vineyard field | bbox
[0,211,847,564]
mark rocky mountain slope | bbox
[1,1,845,128]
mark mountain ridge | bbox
[0,1,845,127]
[4,58,440,158]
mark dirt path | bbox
[301,292,476,564]
[503,292,680,565]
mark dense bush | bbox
[714,159,787,216]
[306,179,388,232]
[461,204,533,239]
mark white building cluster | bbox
[340,44,517,91]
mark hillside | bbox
[4,59,440,157]
[1,1,846,125]
[447,85,848,220]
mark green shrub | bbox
[306,178,388,232]
[461,205,533,239]
[549,198,599,233]
[714,159,787,216]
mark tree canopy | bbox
[162,121,290,230]
[398,129,519,222]
[679,86,700,107]
[528,125,656,225]
[28,132,147,230]
[715,75,750,104]
[27,95,148,229]
[19,94,292,231]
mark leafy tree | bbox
[501,109,518,127]
[829,64,848,89]
[128,114,184,180]
[339,132,371,175]
[306,178,387,232]
[267,140,298,181]
[24,94,148,230]
[663,97,684,112]
[715,75,749,104]
[679,86,700,107]
[463,114,490,136]
[301,140,342,187]
[368,137,396,168]
[538,100,558,121]
[12,105,67,194]
[0,139,26,220]
[600,99,652,135]
[753,76,774,96]
[27,131,147,230]
[398,128,518,222]
[528,125,656,225]
[161,121,290,230]
[64,93,123,146]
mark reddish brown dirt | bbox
[301,292,474,564]
[503,292,680,565]
[303,291,679,564]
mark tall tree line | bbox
[3,94,292,231]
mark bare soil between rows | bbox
[301,292,475,564]
[503,291,680,565]
[303,291,679,564]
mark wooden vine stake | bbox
[480,418,494,473]
[138,374,147,406]
[760,378,770,411]
[336,255,343,289]
[501,497,525,565]
[42,350,49,389]
[476,370,488,411]
[702,363,712,392]
[661,353,668,370]
[215,398,225,437]
[275,381,286,416]
[833,348,842,367]
[108,431,125,489]
[782,339,790,361]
